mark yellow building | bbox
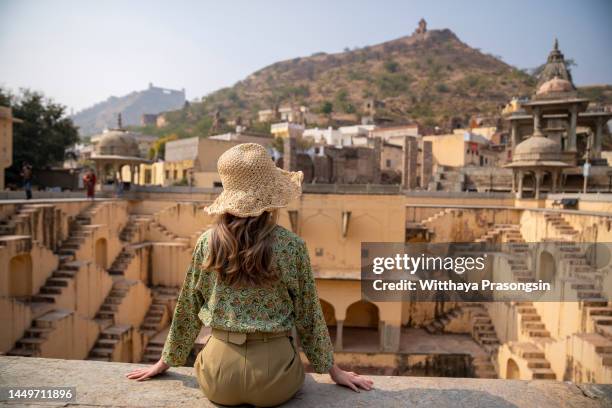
[140,136,273,188]
[0,107,22,190]
[424,129,497,168]
[270,122,305,139]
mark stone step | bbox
[97,312,115,320]
[97,338,119,348]
[100,304,119,312]
[53,269,77,278]
[526,329,550,338]
[589,307,612,317]
[40,286,62,295]
[581,299,608,307]
[522,322,546,330]
[531,368,556,380]
[18,337,46,345]
[526,358,551,369]
[24,327,53,337]
[31,294,56,303]
[89,348,113,357]
[592,316,612,326]
[46,277,71,287]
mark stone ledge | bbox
[0,356,611,407]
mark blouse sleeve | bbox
[292,239,334,373]
[161,233,207,366]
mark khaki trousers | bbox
[194,329,305,407]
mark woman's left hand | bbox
[125,359,169,381]
[329,364,374,392]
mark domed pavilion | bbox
[505,132,571,199]
[90,115,150,185]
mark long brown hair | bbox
[204,210,279,287]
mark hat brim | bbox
[205,168,303,218]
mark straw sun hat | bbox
[205,143,304,218]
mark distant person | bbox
[20,162,33,200]
[126,143,373,406]
[83,170,96,200]
[114,178,123,198]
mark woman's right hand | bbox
[125,359,169,381]
[329,364,373,392]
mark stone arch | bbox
[95,238,108,270]
[345,300,380,328]
[506,358,520,379]
[538,250,556,284]
[343,300,380,351]
[9,254,33,297]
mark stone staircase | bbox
[550,241,612,337]
[463,304,500,378]
[7,310,73,357]
[475,225,535,283]
[119,215,152,243]
[467,305,500,351]
[474,224,523,244]
[119,220,138,243]
[509,342,557,379]
[87,324,131,361]
[93,280,133,328]
[543,213,579,240]
[150,221,190,245]
[107,248,135,276]
[140,287,180,337]
[423,307,462,334]
[516,302,551,339]
[140,287,181,362]
[30,203,104,305]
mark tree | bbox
[320,101,333,115]
[1,88,79,183]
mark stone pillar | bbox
[533,108,542,136]
[372,137,382,183]
[517,170,524,199]
[335,320,344,351]
[534,170,542,199]
[552,170,558,193]
[568,105,578,151]
[420,140,433,188]
[283,136,298,172]
[401,136,418,190]
[511,171,516,193]
[511,121,518,149]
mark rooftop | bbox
[1,357,610,407]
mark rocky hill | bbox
[71,83,186,137]
[141,23,611,138]
[156,24,539,137]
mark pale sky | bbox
[1,0,611,113]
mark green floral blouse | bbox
[161,225,334,373]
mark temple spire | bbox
[553,37,558,51]
[117,113,123,129]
